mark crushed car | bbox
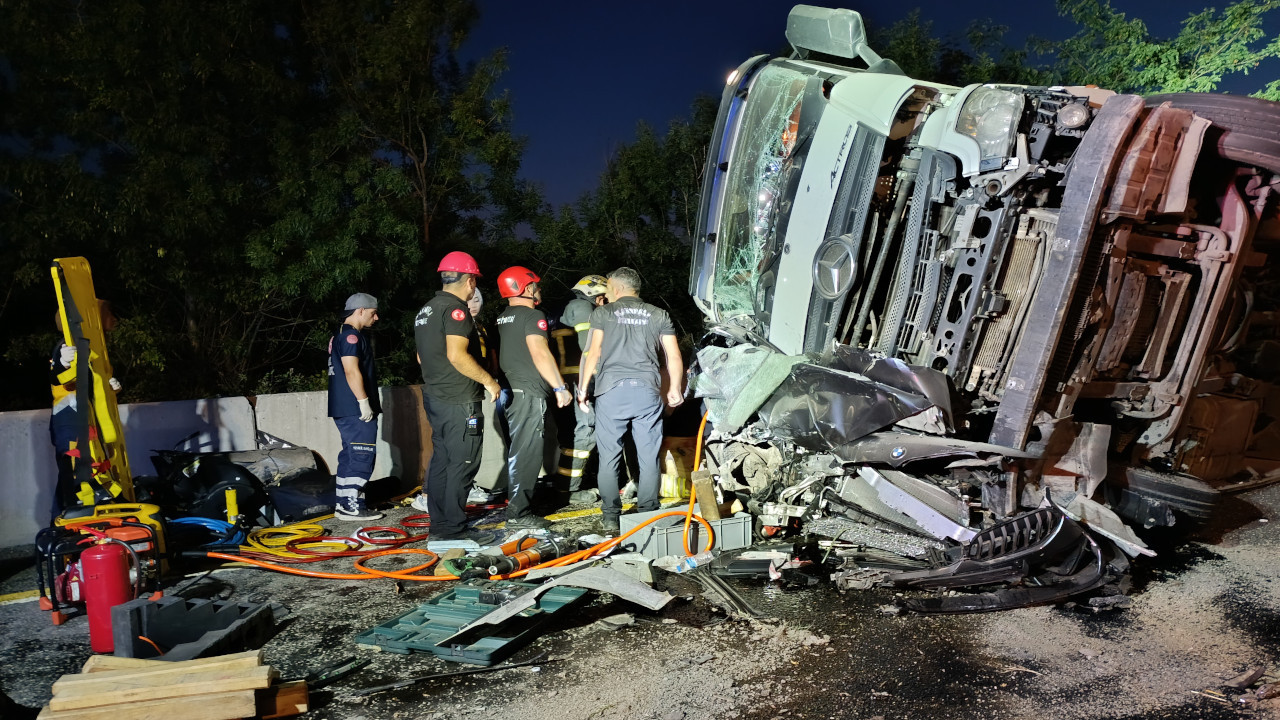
[687,5,1280,611]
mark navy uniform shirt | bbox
[327,324,380,418]
[497,305,551,394]
[588,296,675,395]
[415,291,482,403]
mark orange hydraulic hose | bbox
[491,510,716,580]
[207,498,718,582]
[206,549,461,581]
[683,411,712,555]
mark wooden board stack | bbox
[37,650,308,720]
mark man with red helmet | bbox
[495,266,573,531]
[411,251,502,543]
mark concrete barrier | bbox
[0,408,60,552]
[253,386,432,490]
[119,397,258,476]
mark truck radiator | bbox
[970,209,1056,399]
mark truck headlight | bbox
[956,87,1024,170]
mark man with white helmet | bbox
[557,274,608,503]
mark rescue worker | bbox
[495,266,573,530]
[576,267,684,535]
[411,251,502,542]
[557,274,609,503]
[327,292,383,521]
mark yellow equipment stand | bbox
[56,503,168,573]
[51,257,134,504]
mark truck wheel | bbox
[1146,93,1280,174]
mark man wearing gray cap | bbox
[327,292,382,520]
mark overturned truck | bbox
[687,5,1280,611]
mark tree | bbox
[871,10,1050,87]
[524,98,718,345]
[0,0,531,409]
[1043,0,1280,97]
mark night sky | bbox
[465,0,1275,208]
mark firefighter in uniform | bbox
[327,292,382,521]
[496,267,573,530]
[577,267,684,535]
[557,274,608,503]
[411,251,501,541]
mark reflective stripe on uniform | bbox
[573,322,590,332]
[561,448,591,459]
[557,466,584,478]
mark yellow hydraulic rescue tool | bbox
[51,257,134,505]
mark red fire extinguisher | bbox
[80,541,133,653]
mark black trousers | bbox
[505,389,556,519]
[421,391,483,538]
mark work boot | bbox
[569,489,599,505]
[600,516,620,536]
[409,494,430,514]
[505,514,552,531]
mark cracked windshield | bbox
[713,65,809,335]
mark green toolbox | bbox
[354,580,587,666]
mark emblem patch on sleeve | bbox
[452,308,466,321]
[537,319,548,331]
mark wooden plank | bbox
[48,666,274,711]
[258,680,310,719]
[37,689,255,720]
[54,650,262,693]
[56,665,268,699]
[81,655,167,673]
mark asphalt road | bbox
[3,486,1277,719]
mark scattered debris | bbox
[1224,666,1268,689]
[351,651,553,698]
[596,613,636,631]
